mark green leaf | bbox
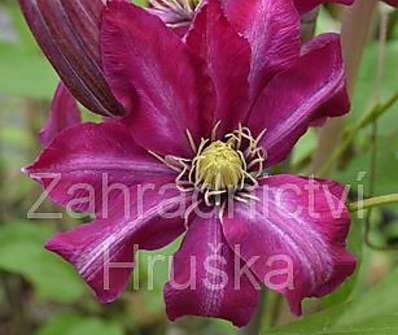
[0,3,57,98]
[291,129,317,167]
[351,41,398,135]
[0,222,87,303]
[36,312,124,335]
[0,42,58,98]
[334,132,398,209]
[267,269,398,335]
[131,0,148,7]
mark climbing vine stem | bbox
[348,194,398,213]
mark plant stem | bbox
[311,0,379,176]
[349,194,398,212]
[354,91,398,129]
[317,90,398,176]
[363,9,388,250]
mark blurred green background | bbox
[1,1,398,334]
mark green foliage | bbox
[132,0,148,6]
[351,42,398,135]
[0,4,58,98]
[36,313,124,335]
[335,132,398,198]
[268,269,398,335]
[1,1,398,334]
[0,222,87,303]
[0,42,58,98]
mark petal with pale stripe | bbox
[101,1,215,156]
[186,0,251,134]
[164,214,260,327]
[25,122,174,213]
[46,181,187,303]
[222,175,356,315]
[248,34,349,167]
[222,0,301,101]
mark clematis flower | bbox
[18,0,376,125]
[147,0,398,36]
[24,0,356,327]
[147,0,355,34]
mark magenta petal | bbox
[39,82,81,146]
[19,0,125,117]
[222,0,300,101]
[172,25,191,37]
[384,0,398,7]
[46,221,135,304]
[25,122,173,213]
[302,34,351,128]
[248,33,349,167]
[186,0,251,134]
[222,175,356,316]
[101,1,215,156]
[294,0,354,14]
[164,214,259,327]
[46,182,187,303]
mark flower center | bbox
[148,0,201,27]
[196,140,244,192]
[148,123,267,211]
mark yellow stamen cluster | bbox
[148,122,267,219]
[196,140,244,192]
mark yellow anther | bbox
[196,141,244,192]
[148,123,267,207]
